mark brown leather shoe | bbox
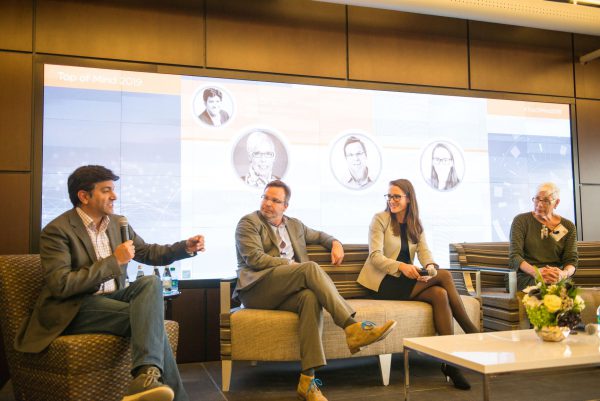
[345,320,397,354]
[297,373,327,401]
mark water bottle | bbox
[153,266,161,279]
[162,266,172,293]
[135,265,144,280]
[170,266,178,293]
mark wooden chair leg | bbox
[222,360,232,391]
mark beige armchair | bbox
[0,254,179,401]
[449,241,600,331]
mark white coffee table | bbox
[402,329,600,401]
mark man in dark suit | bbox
[15,165,205,401]
[234,180,396,401]
[198,87,229,126]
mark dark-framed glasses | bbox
[532,197,553,205]
[385,194,407,201]
[432,157,452,165]
[261,194,285,205]
[252,151,275,159]
[345,151,366,159]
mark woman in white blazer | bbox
[357,178,479,390]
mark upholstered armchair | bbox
[449,241,600,331]
[0,254,179,401]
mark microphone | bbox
[118,216,129,242]
[419,266,438,277]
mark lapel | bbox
[257,211,280,250]
[106,218,120,252]
[68,209,97,263]
[284,218,302,257]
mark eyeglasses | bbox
[384,194,408,201]
[432,157,452,165]
[532,197,554,205]
[261,195,285,205]
[345,151,366,159]
[251,151,275,159]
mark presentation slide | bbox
[42,64,574,280]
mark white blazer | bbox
[357,211,435,292]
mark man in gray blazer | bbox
[15,165,205,401]
[234,180,396,401]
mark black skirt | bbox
[370,274,416,301]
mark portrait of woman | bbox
[422,141,463,191]
[357,178,479,390]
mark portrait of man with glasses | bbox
[235,129,287,188]
[343,136,373,189]
[330,133,381,190]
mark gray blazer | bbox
[357,211,435,292]
[14,208,192,353]
[234,211,336,295]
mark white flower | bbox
[523,294,542,308]
[547,284,559,295]
[574,295,586,311]
[523,285,538,294]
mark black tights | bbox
[409,270,479,335]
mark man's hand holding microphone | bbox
[114,216,206,265]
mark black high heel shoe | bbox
[441,363,471,390]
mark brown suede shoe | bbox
[297,373,327,401]
[345,320,397,354]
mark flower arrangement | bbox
[522,269,585,340]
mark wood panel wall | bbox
[1,0,600,387]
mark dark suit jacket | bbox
[14,208,192,353]
[198,109,229,126]
[234,211,336,296]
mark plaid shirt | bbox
[76,208,117,294]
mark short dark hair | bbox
[264,180,291,205]
[67,165,119,207]
[343,136,367,156]
[203,88,223,102]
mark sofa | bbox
[449,241,600,331]
[220,244,482,391]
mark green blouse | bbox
[508,212,577,291]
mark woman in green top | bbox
[509,182,577,291]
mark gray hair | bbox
[537,182,560,200]
[246,131,274,155]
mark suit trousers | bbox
[63,275,188,401]
[238,261,355,370]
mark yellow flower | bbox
[543,294,562,313]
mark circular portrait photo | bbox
[420,140,465,192]
[329,132,382,190]
[192,86,234,128]
[232,128,289,188]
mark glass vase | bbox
[535,326,570,342]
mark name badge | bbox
[549,224,568,242]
